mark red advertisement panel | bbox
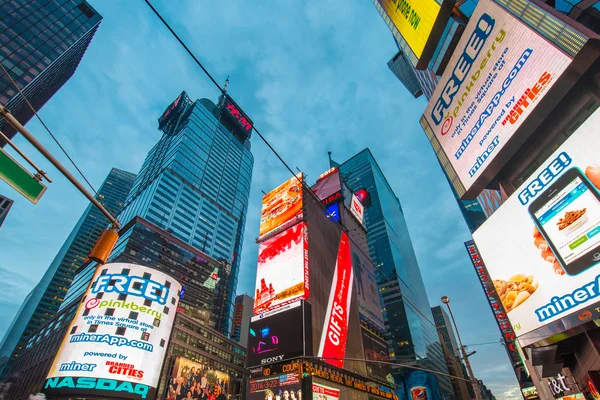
[318,232,354,368]
[312,383,341,399]
[254,223,309,315]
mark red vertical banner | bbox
[318,232,354,368]
[303,222,310,299]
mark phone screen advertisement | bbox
[533,173,600,272]
[472,109,600,338]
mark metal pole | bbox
[0,104,120,229]
[0,129,52,183]
[444,301,483,400]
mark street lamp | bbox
[441,296,483,400]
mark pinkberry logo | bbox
[85,298,100,309]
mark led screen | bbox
[312,170,342,202]
[260,173,303,238]
[248,373,302,400]
[422,0,573,195]
[351,243,385,330]
[473,109,600,338]
[312,382,340,399]
[254,223,309,314]
[165,357,230,399]
[45,263,181,400]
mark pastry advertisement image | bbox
[473,109,600,337]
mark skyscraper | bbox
[118,90,254,334]
[0,195,13,228]
[0,168,136,375]
[231,294,253,347]
[338,149,452,398]
[0,0,102,145]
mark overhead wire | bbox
[144,0,513,376]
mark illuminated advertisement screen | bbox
[350,194,365,224]
[473,109,600,339]
[260,173,303,238]
[324,202,340,223]
[376,0,443,59]
[312,382,340,399]
[165,357,230,398]
[254,222,309,314]
[312,169,341,202]
[422,0,573,195]
[398,370,442,400]
[247,302,305,367]
[45,263,181,400]
[248,373,302,400]
[351,243,385,330]
[361,328,390,382]
[318,232,354,368]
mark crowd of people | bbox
[263,388,302,400]
[167,364,229,400]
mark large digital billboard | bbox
[45,263,181,400]
[351,243,385,330]
[375,0,448,61]
[248,373,302,400]
[260,173,303,238]
[397,370,442,400]
[473,109,600,339]
[247,302,306,367]
[312,169,342,204]
[164,357,230,398]
[318,232,354,368]
[254,222,309,314]
[422,0,573,197]
[361,327,391,382]
[312,382,340,399]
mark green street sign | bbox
[0,147,46,204]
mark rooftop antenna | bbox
[224,75,230,94]
[328,151,333,168]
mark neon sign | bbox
[226,102,252,132]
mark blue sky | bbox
[0,1,520,398]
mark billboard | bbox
[260,173,303,238]
[318,232,354,368]
[351,243,385,330]
[164,357,230,399]
[312,382,340,399]
[350,194,365,225]
[247,302,306,367]
[312,169,342,204]
[397,370,442,400]
[248,373,302,400]
[45,263,181,400]
[422,0,573,196]
[254,222,309,314]
[324,202,340,223]
[361,328,391,382]
[473,109,600,339]
[375,0,446,60]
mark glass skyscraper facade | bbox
[0,195,13,228]
[0,0,101,145]
[0,168,135,376]
[118,90,254,335]
[339,149,452,398]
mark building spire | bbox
[224,75,230,94]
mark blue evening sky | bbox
[0,1,519,398]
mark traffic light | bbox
[88,229,119,264]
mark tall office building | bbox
[387,50,422,98]
[338,149,452,398]
[118,90,254,335]
[0,0,102,145]
[231,294,253,347]
[431,306,458,356]
[0,195,13,228]
[0,168,136,376]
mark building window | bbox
[95,292,104,299]
[171,297,176,305]
[141,332,150,341]
[82,309,90,316]
[116,327,126,336]
[70,326,78,334]
[160,339,165,347]
[129,312,139,320]
[165,281,171,288]
[163,306,169,315]
[89,324,98,333]
[121,268,130,275]
[153,318,161,327]
[133,282,142,290]
[144,299,152,307]
[118,293,127,301]
[143,273,151,280]
[105,308,115,316]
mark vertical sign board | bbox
[350,194,365,225]
[465,241,521,367]
[422,0,574,198]
[45,263,181,400]
[318,232,354,368]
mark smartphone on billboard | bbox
[529,168,600,275]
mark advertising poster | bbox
[254,223,309,314]
[473,109,600,338]
[248,373,302,400]
[260,173,303,238]
[312,382,340,399]
[318,232,354,368]
[312,169,342,202]
[397,370,442,400]
[247,302,305,367]
[323,202,340,223]
[45,263,181,400]
[351,243,385,330]
[376,0,442,59]
[350,194,365,225]
[164,357,230,399]
[422,0,573,194]
[361,327,391,382]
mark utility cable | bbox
[144,0,511,373]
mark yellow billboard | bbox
[377,0,442,59]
